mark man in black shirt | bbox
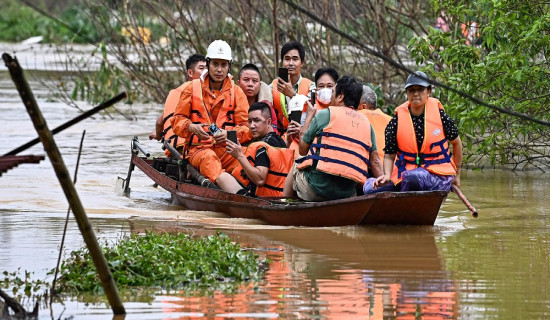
[226,102,291,196]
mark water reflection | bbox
[130,220,459,319]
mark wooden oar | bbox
[4,91,127,156]
[452,185,478,218]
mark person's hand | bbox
[277,77,296,98]
[225,140,243,159]
[304,100,316,118]
[373,174,391,189]
[286,120,301,141]
[188,123,209,140]
[452,174,460,189]
[213,128,228,144]
[148,131,160,141]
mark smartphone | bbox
[289,110,302,124]
[310,89,316,106]
[278,67,289,82]
[227,130,238,144]
[208,123,220,136]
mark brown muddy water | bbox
[1,52,549,319]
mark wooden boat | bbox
[0,155,45,177]
[128,152,448,227]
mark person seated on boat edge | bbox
[226,102,293,197]
[285,67,340,159]
[149,54,206,145]
[270,41,315,135]
[282,75,383,201]
[237,63,279,135]
[357,85,392,162]
[363,71,463,194]
[171,40,252,194]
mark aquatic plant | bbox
[52,231,267,293]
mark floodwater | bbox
[1,47,550,319]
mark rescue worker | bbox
[363,71,463,194]
[226,102,293,197]
[357,85,392,160]
[283,76,383,201]
[149,54,206,144]
[270,41,315,134]
[171,40,252,194]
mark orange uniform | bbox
[162,82,190,148]
[358,108,392,159]
[171,75,252,182]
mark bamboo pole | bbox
[2,53,126,315]
[4,92,127,156]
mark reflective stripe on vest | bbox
[390,97,456,184]
[231,141,294,197]
[162,82,191,148]
[272,77,312,133]
[187,78,236,148]
[296,107,372,184]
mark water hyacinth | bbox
[53,231,268,293]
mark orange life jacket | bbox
[187,78,237,150]
[231,142,295,197]
[162,82,190,148]
[358,108,392,159]
[390,97,457,184]
[296,106,373,184]
[271,77,313,133]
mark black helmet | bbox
[405,71,431,89]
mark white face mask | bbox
[317,88,333,105]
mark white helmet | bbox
[206,40,232,62]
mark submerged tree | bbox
[409,0,550,170]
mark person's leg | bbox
[400,168,430,191]
[188,148,223,182]
[282,165,297,198]
[215,172,243,194]
[293,170,327,201]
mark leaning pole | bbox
[2,53,126,315]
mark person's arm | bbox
[171,84,209,140]
[298,101,317,156]
[149,113,163,140]
[450,136,463,188]
[230,86,253,144]
[226,141,269,186]
[373,153,396,188]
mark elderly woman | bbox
[363,71,463,194]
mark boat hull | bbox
[131,155,447,227]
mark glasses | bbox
[406,87,427,94]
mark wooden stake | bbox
[2,53,126,315]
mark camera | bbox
[208,123,221,136]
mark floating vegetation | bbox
[52,231,268,294]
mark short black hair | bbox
[280,41,305,62]
[314,67,339,85]
[185,54,206,71]
[249,101,272,120]
[238,63,261,80]
[335,76,363,109]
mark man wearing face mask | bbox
[283,76,383,201]
[171,40,252,194]
[270,41,315,134]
